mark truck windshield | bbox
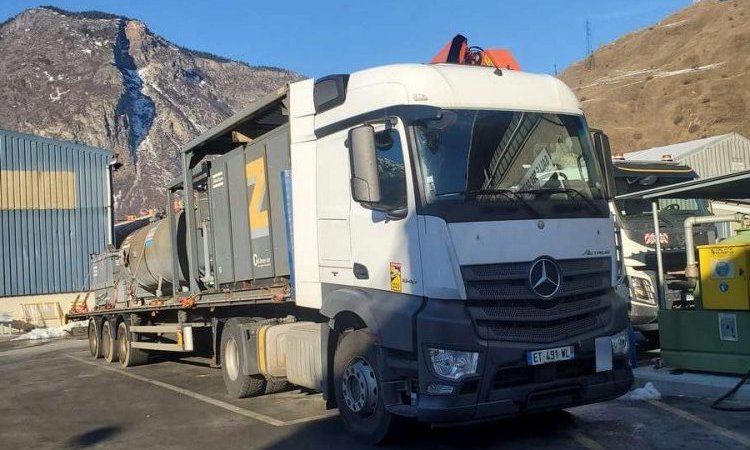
[413,110,605,213]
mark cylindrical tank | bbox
[120,212,202,295]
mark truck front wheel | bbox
[334,330,400,444]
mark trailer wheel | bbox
[118,321,149,368]
[334,330,401,444]
[88,319,102,359]
[101,320,118,363]
[221,319,265,398]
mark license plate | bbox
[527,346,575,366]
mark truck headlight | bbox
[610,328,630,357]
[629,276,654,304]
[428,348,479,380]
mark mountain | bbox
[0,6,301,215]
[559,0,749,154]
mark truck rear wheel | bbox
[118,321,149,368]
[220,318,265,398]
[101,320,118,363]
[88,319,102,359]
[334,330,401,444]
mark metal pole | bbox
[182,153,200,293]
[105,159,116,246]
[652,200,666,310]
[167,189,180,299]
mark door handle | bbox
[353,263,369,280]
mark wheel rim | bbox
[102,322,111,358]
[341,357,378,417]
[225,337,240,381]
[118,324,128,362]
[88,321,98,355]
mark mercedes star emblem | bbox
[529,257,562,298]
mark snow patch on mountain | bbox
[113,20,155,164]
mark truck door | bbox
[348,121,423,297]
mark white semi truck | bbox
[611,159,714,339]
[74,52,633,443]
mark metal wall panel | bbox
[0,129,112,296]
[680,134,750,179]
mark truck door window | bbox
[375,129,407,210]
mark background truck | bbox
[72,45,633,443]
[611,158,714,339]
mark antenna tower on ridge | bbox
[585,19,595,70]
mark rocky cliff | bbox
[0,7,300,215]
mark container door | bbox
[245,143,275,280]
[210,160,235,284]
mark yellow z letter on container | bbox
[245,157,270,239]
[390,263,402,292]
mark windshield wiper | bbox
[520,187,603,215]
[436,189,540,216]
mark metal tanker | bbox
[120,213,187,296]
[91,212,204,303]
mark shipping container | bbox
[0,129,114,296]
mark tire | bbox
[641,329,660,350]
[88,319,102,359]
[264,376,288,395]
[118,321,149,368]
[334,330,401,444]
[101,320,118,363]
[220,318,266,398]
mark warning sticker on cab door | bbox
[390,263,402,292]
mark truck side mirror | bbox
[348,125,381,204]
[592,130,615,200]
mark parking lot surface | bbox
[1,337,749,450]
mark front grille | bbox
[462,257,612,301]
[479,295,603,320]
[478,311,602,342]
[463,257,613,342]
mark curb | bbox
[633,366,750,402]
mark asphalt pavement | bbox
[1,337,749,450]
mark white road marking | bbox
[283,412,339,425]
[569,430,607,450]
[649,400,750,448]
[66,354,335,427]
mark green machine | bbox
[616,170,750,375]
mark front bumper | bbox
[630,301,658,328]
[384,292,634,423]
[415,367,632,423]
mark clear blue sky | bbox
[0,1,691,77]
